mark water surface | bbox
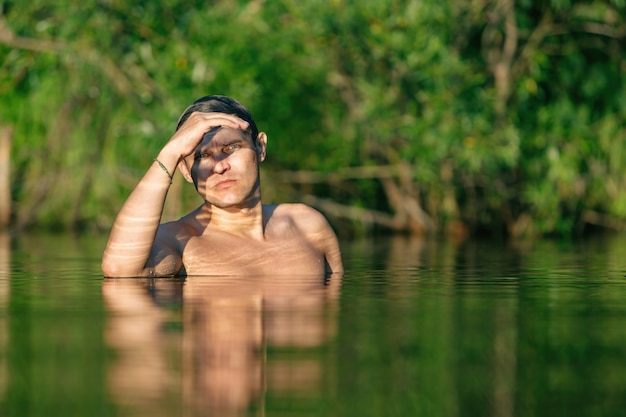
[1,232,625,417]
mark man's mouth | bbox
[214,179,236,189]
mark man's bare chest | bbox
[180,234,326,276]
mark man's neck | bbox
[198,201,266,240]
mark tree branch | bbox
[0,16,159,119]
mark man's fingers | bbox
[171,112,251,160]
[188,112,249,131]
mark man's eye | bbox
[225,144,240,152]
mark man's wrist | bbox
[153,149,180,184]
[153,158,173,184]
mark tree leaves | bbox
[1,0,625,236]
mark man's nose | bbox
[212,153,230,174]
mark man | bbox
[102,95,343,277]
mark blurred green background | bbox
[1,0,625,237]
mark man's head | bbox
[176,95,259,145]
[176,95,267,209]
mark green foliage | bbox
[1,0,625,236]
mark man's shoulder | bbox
[265,203,330,231]
[265,202,323,218]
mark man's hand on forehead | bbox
[187,111,249,130]
[167,112,250,161]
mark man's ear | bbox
[178,159,194,183]
[256,132,268,162]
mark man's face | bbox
[185,127,264,208]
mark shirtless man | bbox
[101,95,343,277]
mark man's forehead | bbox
[200,126,251,146]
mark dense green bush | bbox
[1,0,624,236]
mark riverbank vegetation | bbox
[1,0,625,237]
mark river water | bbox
[0,232,625,417]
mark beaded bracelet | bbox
[154,158,173,184]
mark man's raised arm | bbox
[101,147,180,277]
[101,112,249,277]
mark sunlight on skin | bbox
[103,274,340,416]
[180,234,327,276]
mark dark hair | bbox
[175,95,259,144]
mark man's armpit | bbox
[145,244,182,277]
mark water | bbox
[1,232,626,417]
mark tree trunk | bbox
[0,126,12,229]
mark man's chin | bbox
[206,197,249,210]
[204,188,260,209]
[206,200,238,209]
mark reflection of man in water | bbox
[103,275,339,417]
[102,95,343,277]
